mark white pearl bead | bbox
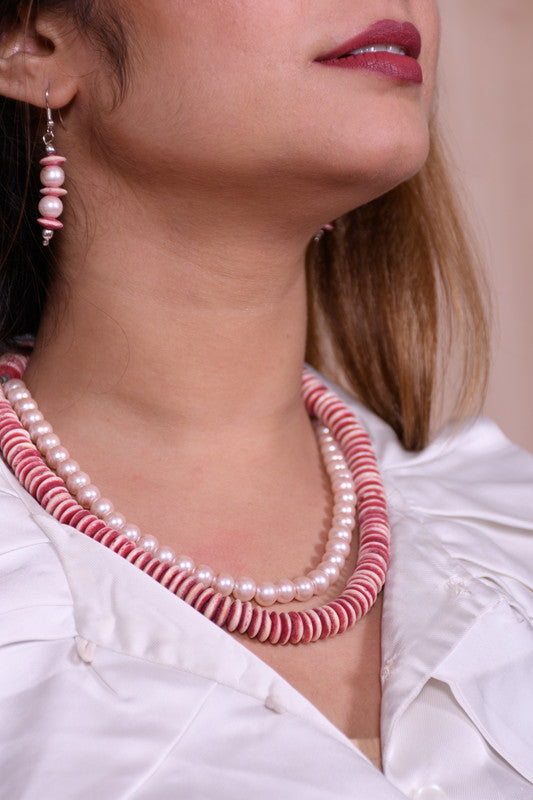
[40,165,65,188]
[20,409,43,426]
[321,442,338,456]
[140,535,159,553]
[56,458,81,479]
[104,510,126,531]
[338,491,357,505]
[213,573,235,597]
[66,471,91,493]
[6,386,31,403]
[122,523,141,543]
[333,514,355,529]
[176,554,195,573]
[157,547,175,563]
[276,579,296,604]
[194,564,215,587]
[46,445,70,467]
[324,452,344,466]
[326,539,351,558]
[308,569,330,594]
[90,497,114,517]
[333,503,355,516]
[36,432,61,454]
[255,581,278,607]
[330,464,351,476]
[332,478,355,493]
[38,195,63,219]
[293,576,314,602]
[3,379,24,392]
[330,528,352,543]
[76,483,101,508]
[13,398,38,414]
[233,577,256,603]
[320,561,340,582]
[29,420,53,440]
[325,552,345,568]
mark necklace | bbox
[0,352,390,645]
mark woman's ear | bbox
[0,13,79,109]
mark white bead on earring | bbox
[37,87,67,246]
[313,222,334,243]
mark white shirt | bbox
[1,386,532,800]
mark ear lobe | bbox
[0,19,78,109]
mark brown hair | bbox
[1,1,489,451]
[306,128,490,449]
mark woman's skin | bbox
[0,1,439,739]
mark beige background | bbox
[438,0,533,451]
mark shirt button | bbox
[264,694,286,714]
[76,637,96,664]
[412,786,448,800]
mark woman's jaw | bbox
[51,1,439,238]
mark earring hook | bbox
[43,86,56,154]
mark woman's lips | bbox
[315,19,423,84]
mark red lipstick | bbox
[316,20,423,84]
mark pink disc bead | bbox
[37,218,63,230]
[40,155,66,166]
[40,187,68,197]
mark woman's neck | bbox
[23,216,329,578]
[25,212,313,440]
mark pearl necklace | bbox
[0,351,390,644]
[6,380,356,606]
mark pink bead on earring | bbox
[37,87,67,247]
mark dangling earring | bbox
[313,222,334,243]
[37,87,67,247]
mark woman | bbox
[0,1,531,797]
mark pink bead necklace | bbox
[0,351,390,645]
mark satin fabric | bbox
[1,380,532,799]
